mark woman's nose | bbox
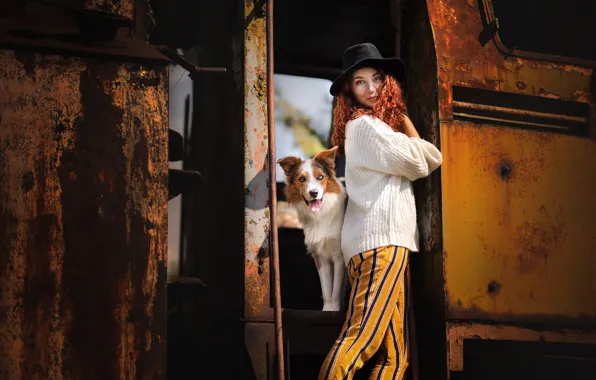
[368,82,377,94]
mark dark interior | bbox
[486,0,596,61]
[451,339,596,380]
[273,0,393,312]
[274,0,396,80]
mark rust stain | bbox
[571,89,590,103]
[245,260,270,317]
[244,0,272,321]
[537,87,561,99]
[515,81,527,91]
[514,220,563,275]
[0,49,167,379]
[486,280,502,295]
[85,0,134,18]
[496,156,514,182]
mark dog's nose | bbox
[309,190,319,198]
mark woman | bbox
[319,43,443,380]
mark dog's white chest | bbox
[297,192,345,258]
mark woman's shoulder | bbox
[347,114,393,133]
[346,114,380,130]
[346,114,366,126]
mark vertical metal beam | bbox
[244,0,273,322]
[266,1,286,378]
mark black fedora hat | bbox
[329,43,405,96]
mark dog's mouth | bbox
[304,198,323,212]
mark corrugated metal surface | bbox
[0,2,169,377]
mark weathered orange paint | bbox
[0,47,168,379]
[442,122,596,322]
[424,0,596,374]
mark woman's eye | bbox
[317,175,324,180]
[299,177,306,182]
[356,80,365,85]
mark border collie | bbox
[278,147,346,311]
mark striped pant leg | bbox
[318,246,409,380]
[368,257,409,380]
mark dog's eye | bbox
[299,177,306,182]
[317,175,324,180]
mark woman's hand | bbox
[402,115,421,139]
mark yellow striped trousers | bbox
[319,245,409,380]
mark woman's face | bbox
[350,67,383,108]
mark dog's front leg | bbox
[314,256,334,311]
[329,256,345,311]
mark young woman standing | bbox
[319,43,443,380]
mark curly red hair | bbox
[331,70,407,154]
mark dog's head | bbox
[278,147,339,212]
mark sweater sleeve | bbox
[346,116,443,181]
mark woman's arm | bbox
[346,116,442,181]
[402,115,420,138]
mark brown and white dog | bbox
[278,147,346,311]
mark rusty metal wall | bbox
[0,2,169,379]
[424,0,596,374]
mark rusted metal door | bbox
[0,1,169,379]
[416,0,596,376]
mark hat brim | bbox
[329,57,406,96]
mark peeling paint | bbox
[244,0,272,320]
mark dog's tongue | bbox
[309,199,322,212]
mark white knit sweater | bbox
[341,115,443,263]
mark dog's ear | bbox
[314,146,338,170]
[277,156,302,177]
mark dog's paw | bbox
[322,303,341,312]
